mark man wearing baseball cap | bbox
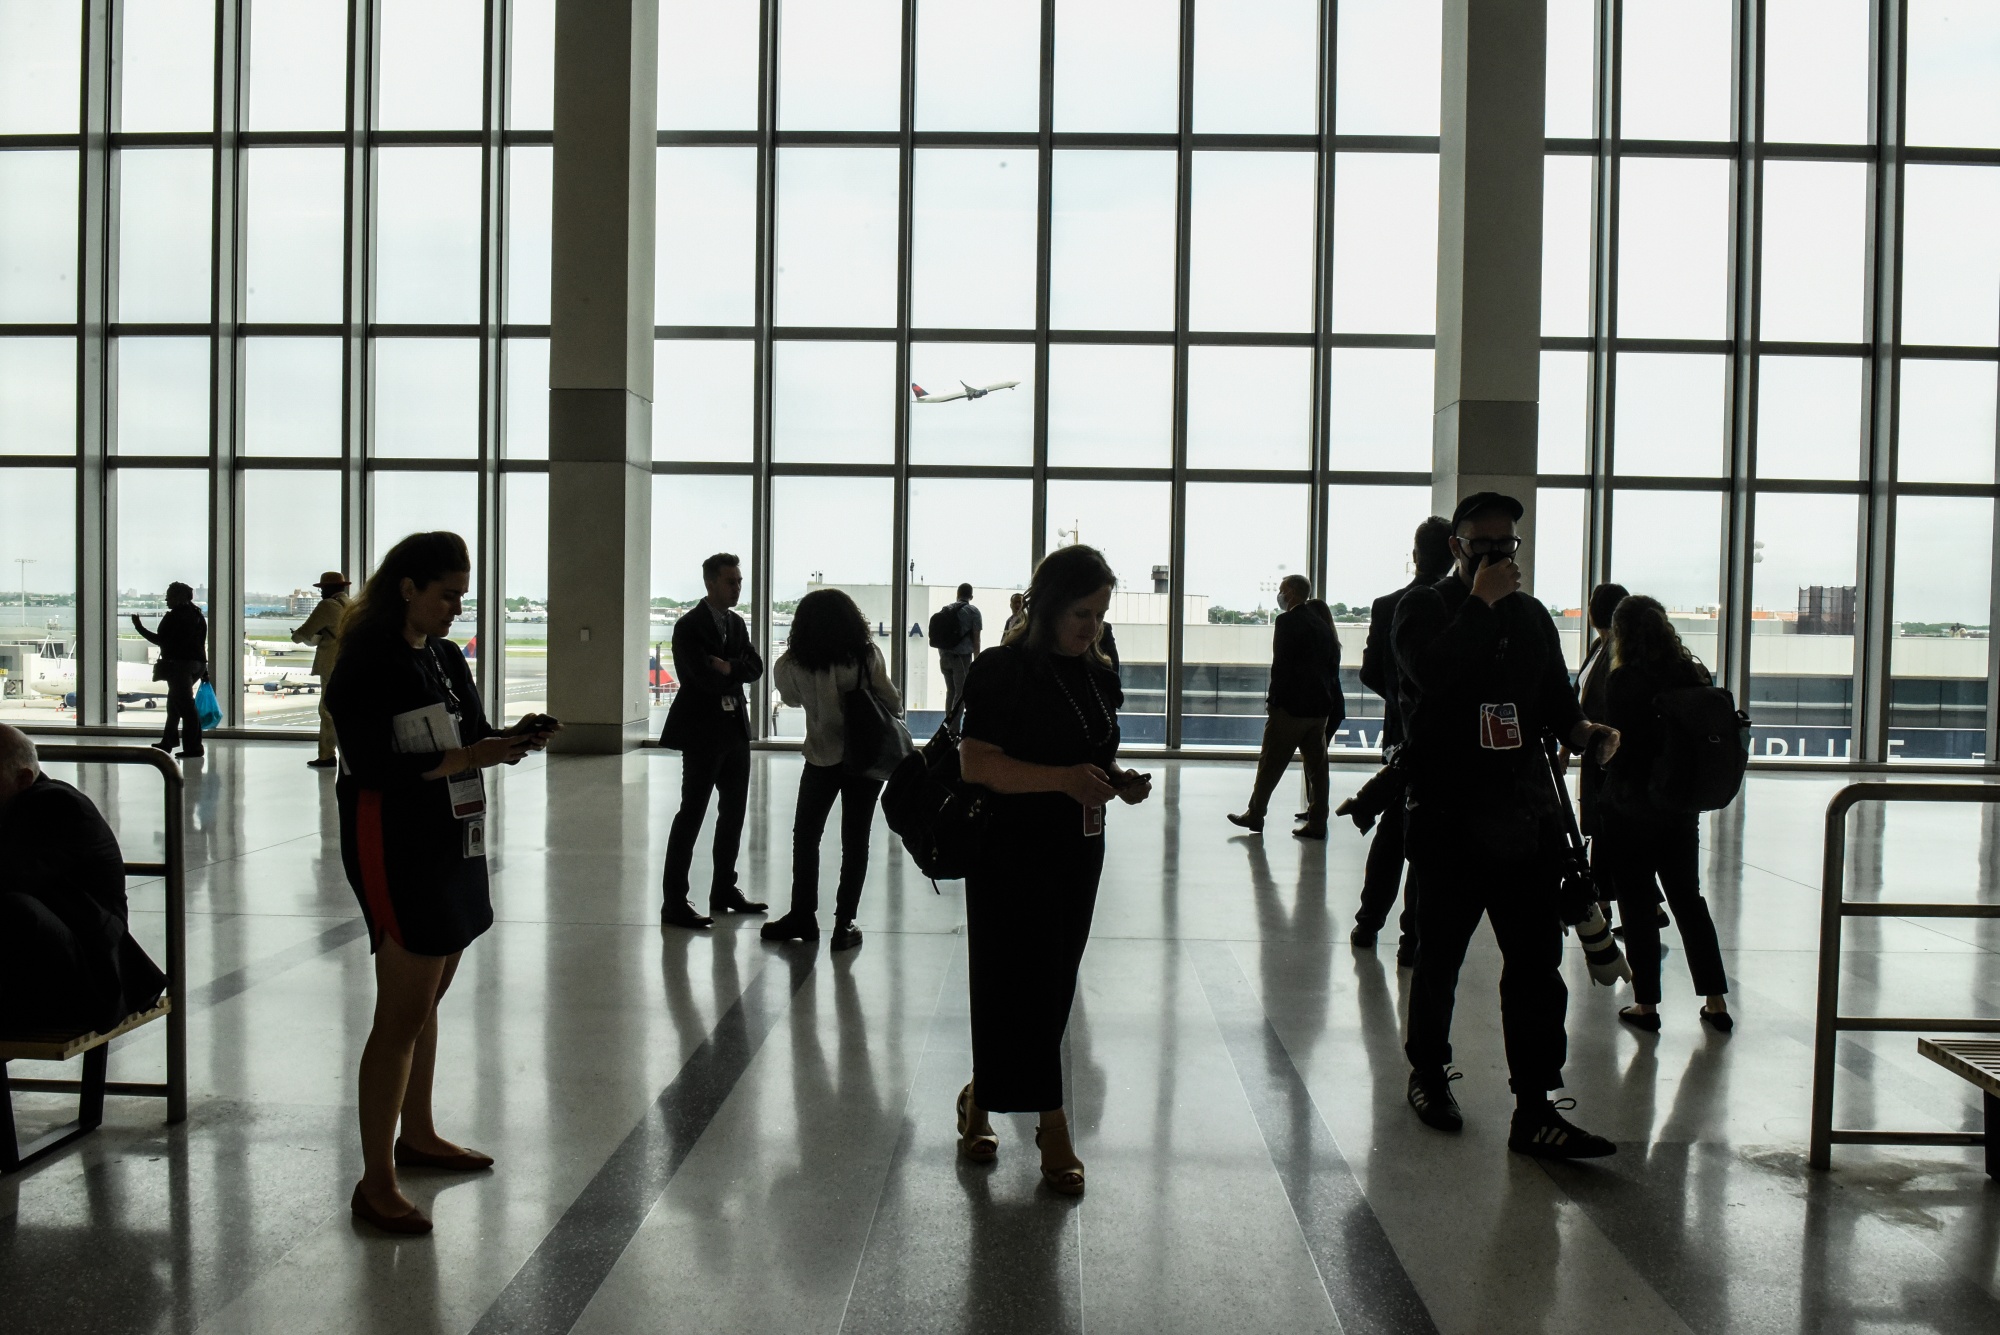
[291,572,350,769]
[1390,491,1622,1159]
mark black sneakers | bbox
[1407,1067,1463,1132]
[1507,1099,1616,1159]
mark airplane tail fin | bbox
[910,382,928,399]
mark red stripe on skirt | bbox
[356,789,403,947]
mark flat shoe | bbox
[1292,824,1327,840]
[710,893,768,915]
[394,1139,494,1171]
[1699,1006,1734,1032]
[1619,1006,1662,1032]
[350,1183,432,1235]
[1226,812,1263,834]
[760,913,820,942]
[661,901,713,930]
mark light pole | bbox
[14,557,34,609]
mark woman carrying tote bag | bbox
[765,588,906,950]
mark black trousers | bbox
[789,761,882,920]
[1354,795,1419,943]
[662,736,751,904]
[965,819,1103,1113]
[1602,811,1727,1005]
[0,892,93,1032]
[1404,855,1568,1094]
[158,663,203,754]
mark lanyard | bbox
[421,643,468,720]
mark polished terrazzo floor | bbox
[3,741,1999,1334]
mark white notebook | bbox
[391,703,461,755]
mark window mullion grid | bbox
[75,0,116,727]
[1718,0,1764,722]
[1031,0,1055,571]
[1165,0,1196,750]
[1855,0,1907,762]
[208,0,247,729]
[1306,0,1337,601]
[341,0,375,590]
[475,0,508,713]
[1584,0,1622,594]
[749,0,779,738]
[890,0,917,704]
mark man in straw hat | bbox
[291,571,351,769]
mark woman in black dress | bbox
[1599,594,1731,1033]
[954,545,1152,1195]
[327,532,558,1234]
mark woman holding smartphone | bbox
[952,545,1151,1196]
[327,531,559,1234]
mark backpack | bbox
[927,602,967,650]
[880,723,987,886]
[1648,685,1751,813]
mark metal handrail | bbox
[1809,781,2000,1170]
[9,745,187,1124]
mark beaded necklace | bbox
[1050,652,1115,749]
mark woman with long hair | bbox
[1600,594,1732,1033]
[763,588,902,950]
[327,532,559,1233]
[954,545,1152,1195]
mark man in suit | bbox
[0,725,167,1035]
[1228,574,1340,840]
[291,570,350,769]
[1349,516,1453,962]
[659,553,768,929]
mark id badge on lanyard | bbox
[441,708,488,858]
[1083,804,1104,837]
[1479,702,1523,750]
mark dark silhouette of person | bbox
[131,581,208,759]
[659,553,767,928]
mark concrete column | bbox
[1433,0,1547,587]
[546,0,657,753]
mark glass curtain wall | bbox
[0,0,546,731]
[1556,0,2000,764]
[5,1,1996,763]
[655,0,1442,747]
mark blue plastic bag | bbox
[194,680,223,732]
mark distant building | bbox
[1798,585,1856,636]
[286,589,320,615]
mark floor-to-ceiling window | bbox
[4,1,1995,762]
[1564,0,2000,764]
[0,0,545,730]
[654,0,1446,747]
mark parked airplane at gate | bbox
[911,380,1020,403]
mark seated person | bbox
[0,724,166,1035]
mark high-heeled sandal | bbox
[1035,1125,1086,1196]
[956,1083,998,1163]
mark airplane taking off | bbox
[911,379,1020,404]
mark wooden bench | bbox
[1917,1037,2000,1179]
[1,999,174,1172]
[0,744,187,1174]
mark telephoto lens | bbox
[1573,902,1633,987]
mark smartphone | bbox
[1115,769,1152,789]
